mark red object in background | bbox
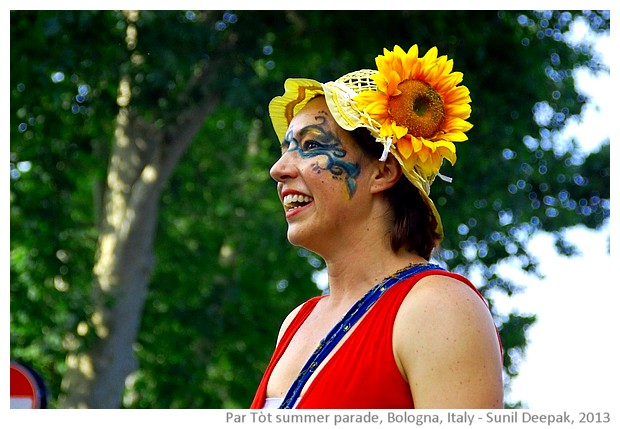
[10,362,47,409]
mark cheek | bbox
[313,157,328,170]
[311,158,362,200]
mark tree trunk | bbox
[58,10,226,407]
[59,107,162,407]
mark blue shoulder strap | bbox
[279,263,444,408]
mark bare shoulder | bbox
[393,273,504,408]
[400,273,491,319]
[395,274,496,339]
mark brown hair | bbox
[351,127,440,260]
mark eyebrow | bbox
[281,125,313,144]
[294,115,331,139]
[281,113,333,149]
[298,126,324,140]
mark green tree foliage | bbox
[10,10,610,408]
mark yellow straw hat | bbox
[269,45,474,241]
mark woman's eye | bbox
[303,140,322,151]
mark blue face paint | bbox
[283,115,361,198]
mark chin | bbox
[286,229,305,247]
[287,226,318,251]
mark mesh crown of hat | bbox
[335,69,377,93]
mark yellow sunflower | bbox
[353,45,473,178]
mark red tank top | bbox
[250,270,494,409]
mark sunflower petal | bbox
[435,72,462,93]
[389,122,407,139]
[386,70,402,95]
[396,136,414,159]
[417,146,430,163]
[435,144,457,165]
[410,136,423,152]
[426,55,449,84]
[443,85,470,104]
[393,45,406,57]
[443,117,474,133]
[442,130,469,142]
[376,56,392,81]
[445,103,472,119]
[432,139,457,153]
[422,46,439,63]
[354,90,382,106]
[365,100,389,116]
[380,120,394,137]
[402,45,419,79]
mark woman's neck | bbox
[321,240,426,305]
[312,196,427,304]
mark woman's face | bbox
[270,97,376,252]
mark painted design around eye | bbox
[284,117,361,197]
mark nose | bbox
[269,149,297,183]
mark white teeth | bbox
[283,194,313,209]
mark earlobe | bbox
[370,155,402,194]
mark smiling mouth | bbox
[283,194,314,212]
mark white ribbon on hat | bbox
[379,136,392,162]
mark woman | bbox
[251,45,503,409]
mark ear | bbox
[370,154,402,194]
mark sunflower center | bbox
[389,79,445,138]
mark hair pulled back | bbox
[350,127,440,260]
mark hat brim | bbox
[269,78,325,143]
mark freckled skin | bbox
[282,115,361,198]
